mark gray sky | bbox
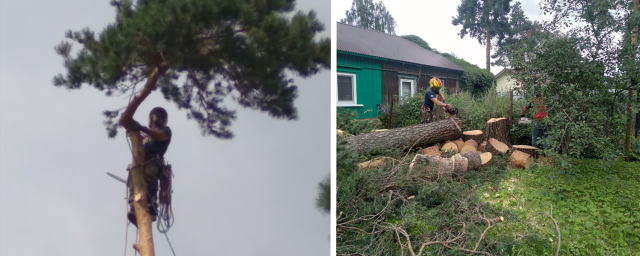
[0,0,330,255]
[332,0,542,75]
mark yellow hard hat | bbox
[430,77,443,88]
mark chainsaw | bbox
[441,99,459,116]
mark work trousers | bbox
[127,159,162,215]
[532,120,548,150]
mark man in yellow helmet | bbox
[421,77,454,123]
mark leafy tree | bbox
[340,0,396,35]
[452,0,512,72]
[402,34,432,50]
[492,1,539,68]
[54,0,331,139]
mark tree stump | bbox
[486,118,512,147]
[459,151,482,170]
[462,130,484,144]
[345,117,464,154]
[510,150,534,169]
[486,138,509,155]
[480,152,493,167]
[460,140,478,153]
[478,141,487,152]
[512,145,539,159]
[441,142,459,154]
[422,145,441,156]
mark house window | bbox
[337,72,359,106]
[399,79,415,99]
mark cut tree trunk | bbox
[458,151,482,170]
[486,118,512,147]
[462,130,484,144]
[344,118,464,154]
[453,139,464,152]
[486,138,509,155]
[128,132,155,256]
[422,145,441,156]
[409,155,464,180]
[512,145,539,159]
[478,141,487,152]
[451,155,469,177]
[442,141,459,154]
[480,152,493,167]
[510,150,534,169]
[460,140,478,153]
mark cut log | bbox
[462,130,484,144]
[357,159,386,169]
[453,139,465,152]
[344,117,464,154]
[512,145,539,159]
[485,118,512,147]
[460,140,478,153]
[478,141,487,152]
[422,145,441,156]
[459,151,482,170]
[510,150,534,169]
[441,142,459,154]
[451,155,469,178]
[480,152,493,167]
[408,155,459,180]
[486,138,509,155]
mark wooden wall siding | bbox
[382,61,460,80]
[337,53,383,119]
[381,70,399,106]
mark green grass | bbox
[477,158,640,255]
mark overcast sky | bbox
[0,1,330,255]
[332,0,543,75]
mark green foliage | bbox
[53,0,330,139]
[401,34,431,50]
[339,0,396,35]
[315,174,330,214]
[337,108,382,135]
[492,1,539,67]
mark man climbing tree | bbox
[121,107,171,227]
[52,1,329,255]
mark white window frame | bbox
[337,72,362,107]
[399,78,416,98]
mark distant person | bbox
[421,77,454,123]
[520,91,548,149]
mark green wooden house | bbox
[337,23,465,119]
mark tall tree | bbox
[53,0,329,255]
[402,34,432,50]
[492,1,539,68]
[340,0,397,35]
[452,0,512,72]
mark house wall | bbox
[496,73,518,94]
[337,53,382,119]
[381,61,461,105]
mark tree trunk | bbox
[451,155,469,178]
[486,138,509,155]
[478,141,487,152]
[462,130,484,144]
[408,155,465,180]
[486,26,491,72]
[442,142,459,154]
[512,145,539,159]
[510,150,533,169]
[129,132,156,256]
[345,117,464,154]
[485,118,511,147]
[453,139,465,152]
[626,0,638,161]
[458,151,482,170]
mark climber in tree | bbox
[120,107,172,227]
[520,91,548,149]
[421,77,454,123]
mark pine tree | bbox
[452,0,512,72]
[340,0,396,35]
[52,1,329,255]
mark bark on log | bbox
[409,155,463,180]
[512,145,539,159]
[344,117,464,154]
[358,159,386,169]
[486,118,512,147]
[422,145,441,156]
[459,151,482,170]
[478,141,487,152]
[451,155,469,178]
[480,152,493,167]
[486,138,509,155]
[128,132,155,256]
[462,130,484,144]
[441,142,459,154]
[510,150,534,169]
